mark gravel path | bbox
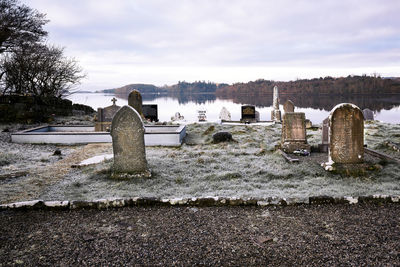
[1,203,399,266]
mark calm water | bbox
[67,93,400,124]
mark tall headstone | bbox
[95,98,121,131]
[271,86,281,122]
[111,105,151,178]
[318,117,330,153]
[281,112,310,153]
[128,90,144,118]
[283,100,295,113]
[219,107,231,121]
[327,103,364,165]
[241,105,256,123]
[362,108,374,121]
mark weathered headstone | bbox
[111,105,151,178]
[283,100,295,113]
[271,86,281,122]
[255,111,260,122]
[363,108,374,121]
[281,112,310,153]
[326,103,364,166]
[219,107,231,121]
[142,104,158,122]
[95,98,121,131]
[128,90,144,118]
[241,105,256,122]
[318,117,330,153]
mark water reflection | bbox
[116,92,400,113]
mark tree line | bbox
[0,0,84,97]
[216,76,400,97]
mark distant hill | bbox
[99,76,400,97]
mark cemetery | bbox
[1,92,400,206]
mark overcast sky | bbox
[23,0,400,90]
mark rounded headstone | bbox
[329,103,364,164]
[128,90,144,117]
[283,100,295,113]
[219,107,231,121]
[111,105,150,178]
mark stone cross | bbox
[328,103,364,164]
[128,90,144,118]
[111,105,150,178]
[283,100,295,113]
[271,86,281,122]
[111,97,117,105]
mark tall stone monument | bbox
[128,90,144,118]
[281,112,310,153]
[283,100,295,113]
[323,103,364,170]
[318,117,330,153]
[271,86,281,122]
[111,105,151,178]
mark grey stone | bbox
[363,108,374,121]
[95,98,121,131]
[111,105,150,178]
[212,131,233,143]
[128,90,144,118]
[328,103,364,164]
[283,100,295,113]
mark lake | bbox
[67,93,400,124]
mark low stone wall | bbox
[0,95,94,123]
[1,195,398,211]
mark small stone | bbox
[53,149,62,156]
[212,131,233,143]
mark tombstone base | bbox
[271,110,281,122]
[111,169,151,179]
[318,144,329,153]
[282,142,310,154]
[95,122,112,132]
[322,161,367,176]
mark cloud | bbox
[22,0,400,89]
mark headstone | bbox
[283,100,295,113]
[111,105,151,178]
[363,108,374,121]
[128,90,144,118]
[327,103,364,165]
[241,105,256,123]
[142,104,158,122]
[95,98,121,131]
[171,112,184,121]
[219,107,231,121]
[255,111,260,122]
[281,112,310,153]
[271,86,281,122]
[305,119,312,129]
[318,117,330,153]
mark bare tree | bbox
[0,0,48,54]
[1,43,85,97]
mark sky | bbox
[23,0,400,91]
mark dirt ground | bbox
[1,203,399,266]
